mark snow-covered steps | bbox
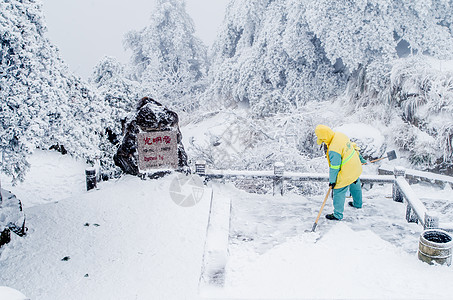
[199,183,232,294]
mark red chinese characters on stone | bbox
[143,136,171,145]
[138,131,178,170]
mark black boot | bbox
[348,201,361,208]
[325,213,340,220]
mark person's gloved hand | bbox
[329,182,336,189]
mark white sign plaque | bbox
[137,131,178,170]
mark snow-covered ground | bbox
[0,151,212,299]
[1,149,453,299]
[220,183,453,299]
[2,150,88,208]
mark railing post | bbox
[273,162,284,196]
[405,203,418,223]
[195,160,206,176]
[393,167,405,203]
[85,167,97,191]
[424,212,440,229]
[94,155,102,182]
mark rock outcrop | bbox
[0,188,27,248]
[114,97,189,176]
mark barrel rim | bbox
[421,229,453,247]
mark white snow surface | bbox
[224,223,453,299]
[0,151,212,299]
[335,123,386,159]
[0,286,29,300]
[2,150,88,208]
[1,150,453,299]
[335,123,384,147]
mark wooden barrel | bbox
[418,229,453,266]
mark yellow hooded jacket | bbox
[315,125,362,189]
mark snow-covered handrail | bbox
[195,162,450,231]
[194,161,395,196]
[202,168,394,183]
[379,165,453,187]
[392,167,445,230]
[199,187,230,288]
[395,176,428,227]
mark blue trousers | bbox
[333,178,362,220]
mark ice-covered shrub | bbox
[393,123,441,168]
[184,109,330,195]
[344,55,453,171]
[389,56,453,167]
[345,61,392,108]
[390,57,453,122]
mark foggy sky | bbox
[42,0,229,80]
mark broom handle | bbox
[313,186,332,229]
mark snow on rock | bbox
[135,98,179,130]
[335,123,387,160]
[0,189,26,240]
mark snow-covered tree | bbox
[206,0,453,115]
[308,0,453,170]
[90,56,140,177]
[305,0,453,107]
[204,0,347,116]
[203,0,453,172]
[124,0,208,112]
[388,56,453,169]
[1,0,105,183]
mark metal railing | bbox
[194,161,453,231]
[197,161,453,289]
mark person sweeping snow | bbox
[315,124,363,220]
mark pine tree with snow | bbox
[124,0,208,112]
[1,0,106,183]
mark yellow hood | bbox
[315,125,334,145]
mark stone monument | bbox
[114,97,189,177]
